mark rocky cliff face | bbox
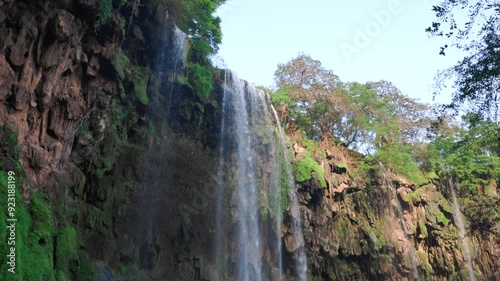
[0,0,220,279]
[287,128,500,280]
[1,1,499,281]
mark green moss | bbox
[443,223,458,239]
[177,73,188,85]
[76,253,97,281]
[274,135,292,215]
[337,162,347,169]
[436,209,449,226]
[303,137,319,157]
[419,221,428,238]
[0,176,58,281]
[425,171,439,180]
[131,66,148,105]
[56,270,70,281]
[30,193,54,239]
[86,207,111,233]
[260,207,269,220]
[361,221,387,251]
[56,227,78,271]
[117,15,126,39]
[186,62,213,98]
[94,0,112,32]
[132,24,144,42]
[439,197,452,214]
[292,155,326,188]
[111,47,129,80]
[404,188,423,203]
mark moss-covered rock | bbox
[292,155,326,188]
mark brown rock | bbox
[28,144,48,170]
[40,43,66,68]
[86,55,100,77]
[52,10,80,46]
[9,14,38,66]
[0,54,15,100]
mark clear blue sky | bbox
[215,0,466,105]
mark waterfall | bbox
[379,163,420,281]
[255,94,284,281]
[215,70,309,280]
[139,15,187,267]
[154,13,187,117]
[270,105,307,281]
[448,178,476,281]
[218,70,262,281]
[214,70,228,279]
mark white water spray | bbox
[271,105,308,281]
[448,179,476,281]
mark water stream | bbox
[379,163,420,281]
[219,70,262,281]
[154,13,186,117]
[448,178,476,281]
[214,70,228,279]
[255,93,284,281]
[271,105,307,281]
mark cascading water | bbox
[166,26,186,109]
[448,178,476,281]
[154,13,187,117]
[215,70,308,280]
[138,15,187,267]
[379,163,420,281]
[270,105,308,281]
[214,70,228,279]
[254,92,284,281]
[218,70,262,281]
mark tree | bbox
[272,53,343,140]
[423,113,500,191]
[427,0,500,120]
[369,81,432,144]
[274,53,340,90]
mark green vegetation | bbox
[275,134,292,215]
[271,53,500,197]
[186,62,213,99]
[368,143,426,185]
[130,66,149,105]
[464,195,500,235]
[427,0,500,119]
[95,0,113,32]
[55,227,78,272]
[111,47,129,80]
[292,155,326,188]
[0,127,86,281]
[423,114,500,191]
[405,188,423,203]
[149,0,226,100]
[271,54,432,185]
[0,172,82,281]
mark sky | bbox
[214,0,467,105]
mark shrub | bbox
[371,143,427,185]
[95,0,113,32]
[292,155,326,188]
[111,47,129,80]
[129,66,148,105]
[56,227,78,271]
[186,63,212,98]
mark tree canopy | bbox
[271,53,500,188]
[427,0,500,120]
